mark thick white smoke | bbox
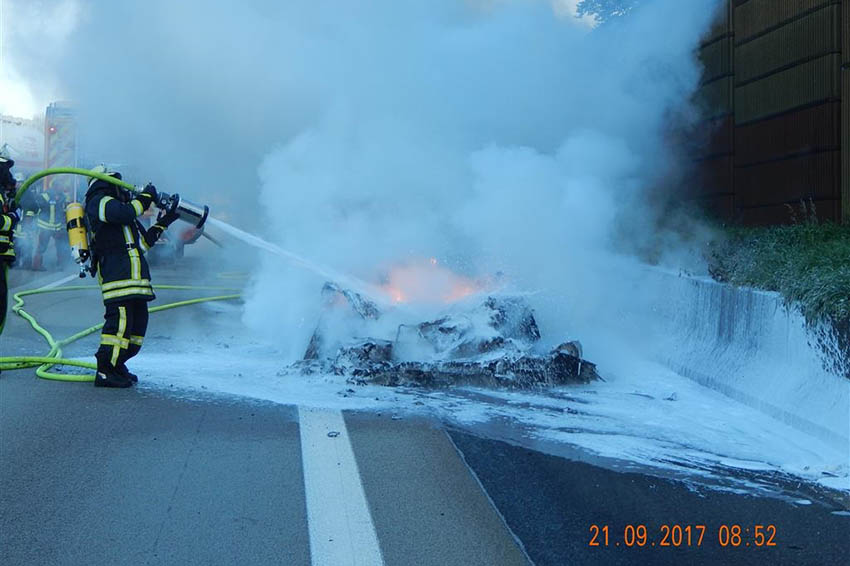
[244,0,720,358]
[21,0,720,360]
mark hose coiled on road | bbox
[0,284,241,381]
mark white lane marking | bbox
[34,273,78,291]
[299,407,384,566]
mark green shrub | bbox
[707,222,850,322]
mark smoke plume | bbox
[18,0,720,359]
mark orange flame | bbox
[380,258,484,305]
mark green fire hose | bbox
[14,166,138,203]
[0,284,241,382]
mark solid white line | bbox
[299,407,384,566]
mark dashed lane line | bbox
[299,407,384,566]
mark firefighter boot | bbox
[94,358,132,388]
[31,254,45,271]
[116,363,138,384]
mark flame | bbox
[380,258,485,305]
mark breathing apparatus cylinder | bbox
[65,202,90,278]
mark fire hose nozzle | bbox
[154,191,209,230]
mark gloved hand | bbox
[157,193,180,226]
[138,183,158,210]
[3,194,17,212]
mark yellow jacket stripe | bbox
[98,196,114,222]
[102,287,155,301]
[122,225,142,280]
[100,278,152,292]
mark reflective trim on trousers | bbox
[111,306,128,366]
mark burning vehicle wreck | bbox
[293,281,601,389]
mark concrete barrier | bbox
[643,270,849,450]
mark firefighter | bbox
[0,151,21,339]
[12,174,35,270]
[85,165,179,388]
[32,186,68,271]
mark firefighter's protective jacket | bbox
[84,181,168,304]
[0,193,16,264]
[35,191,67,231]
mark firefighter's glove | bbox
[2,192,16,212]
[157,195,180,227]
[138,183,158,211]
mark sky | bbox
[0,0,81,117]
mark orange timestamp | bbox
[588,524,778,548]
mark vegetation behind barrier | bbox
[707,218,850,379]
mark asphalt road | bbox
[2,265,848,565]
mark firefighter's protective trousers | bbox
[1,193,17,335]
[95,300,149,368]
[85,181,167,369]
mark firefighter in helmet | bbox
[31,184,69,271]
[11,173,35,269]
[85,165,179,387]
[0,148,21,340]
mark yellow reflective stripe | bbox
[139,237,150,253]
[100,278,151,291]
[131,199,144,216]
[100,334,130,348]
[129,247,141,279]
[109,306,127,365]
[0,236,10,243]
[1,216,10,231]
[129,335,144,346]
[117,307,127,340]
[122,225,141,280]
[102,287,155,301]
[99,196,114,222]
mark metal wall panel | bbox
[735,5,840,83]
[740,199,839,225]
[698,194,736,219]
[696,155,735,196]
[735,102,841,165]
[698,76,735,118]
[735,54,841,124]
[700,37,734,81]
[703,0,733,43]
[706,116,735,157]
[735,0,836,41]
[735,150,841,207]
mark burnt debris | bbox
[293,283,600,389]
